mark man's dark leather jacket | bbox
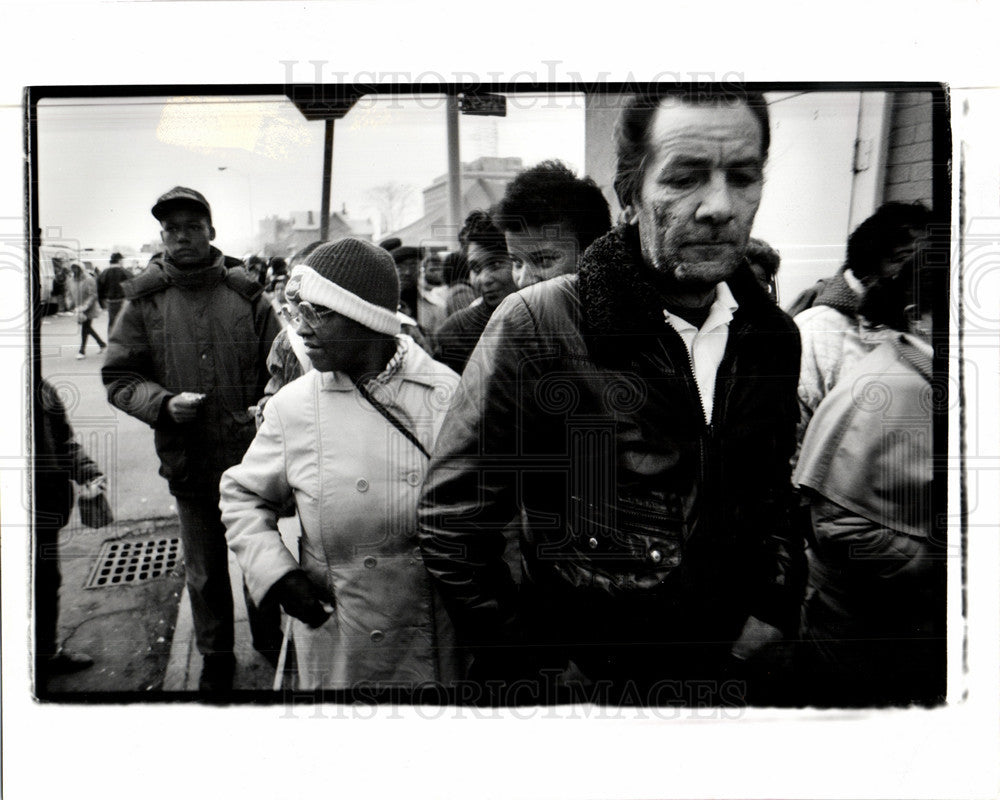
[418,226,804,679]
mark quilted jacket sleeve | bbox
[101,299,175,429]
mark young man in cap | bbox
[102,187,280,692]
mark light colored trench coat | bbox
[221,340,462,689]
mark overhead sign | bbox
[458,92,507,117]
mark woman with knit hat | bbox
[221,238,462,690]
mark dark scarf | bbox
[157,247,227,289]
[813,270,862,318]
[577,224,774,365]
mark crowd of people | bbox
[38,86,942,707]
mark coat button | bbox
[649,549,663,564]
[363,556,377,569]
[588,537,599,549]
[356,478,369,492]
[405,471,421,487]
[370,630,385,643]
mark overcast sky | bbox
[37,92,585,255]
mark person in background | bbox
[246,255,269,287]
[102,187,280,692]
[441,251,475,317]
[67,261,105,359]
[431,210,516,374]
[221,238,461,690]
[389,246,422,324]
[793,265,942,707]
[265,256,288,293]
[745,237,781,302]
[419,88,803,704]
[416,251,449,335]
[493,160,611,289]
[270,275,288,305]
[35,378,107,684]
[793,202,931,449]
[97,252,131,337]
[52,257,70,314]
[422,251,446,288]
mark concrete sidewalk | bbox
[162,550,277,692]
[40,310,296,695]
[163,518,301,692]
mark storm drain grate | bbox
[84,535,182,589]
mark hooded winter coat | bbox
[68,272,101,320]
[102,248,279,497]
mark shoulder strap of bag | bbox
[356,383,431,460]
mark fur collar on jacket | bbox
[577,224,779,364]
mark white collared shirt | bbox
[663,282,739,425]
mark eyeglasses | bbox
[281,300,337,327]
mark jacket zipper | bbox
[661,315,746,487]
[658,332,711,486]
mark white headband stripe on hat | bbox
[290,265,401,335]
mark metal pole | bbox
[320,118,334,242]
[446,94,462,245]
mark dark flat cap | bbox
[389,245,421,263]
[152,187,212,222]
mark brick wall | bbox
[883,92,934,205]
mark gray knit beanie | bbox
[288,238,401,335]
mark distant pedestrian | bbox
[51,257,69,314]
[247,255,268,286]
[102,187,280,692]
[389,246,422,323]
[441,251,475,317]
[97,252,130,337]
[265,256,288,293]
[67,261,105,359]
